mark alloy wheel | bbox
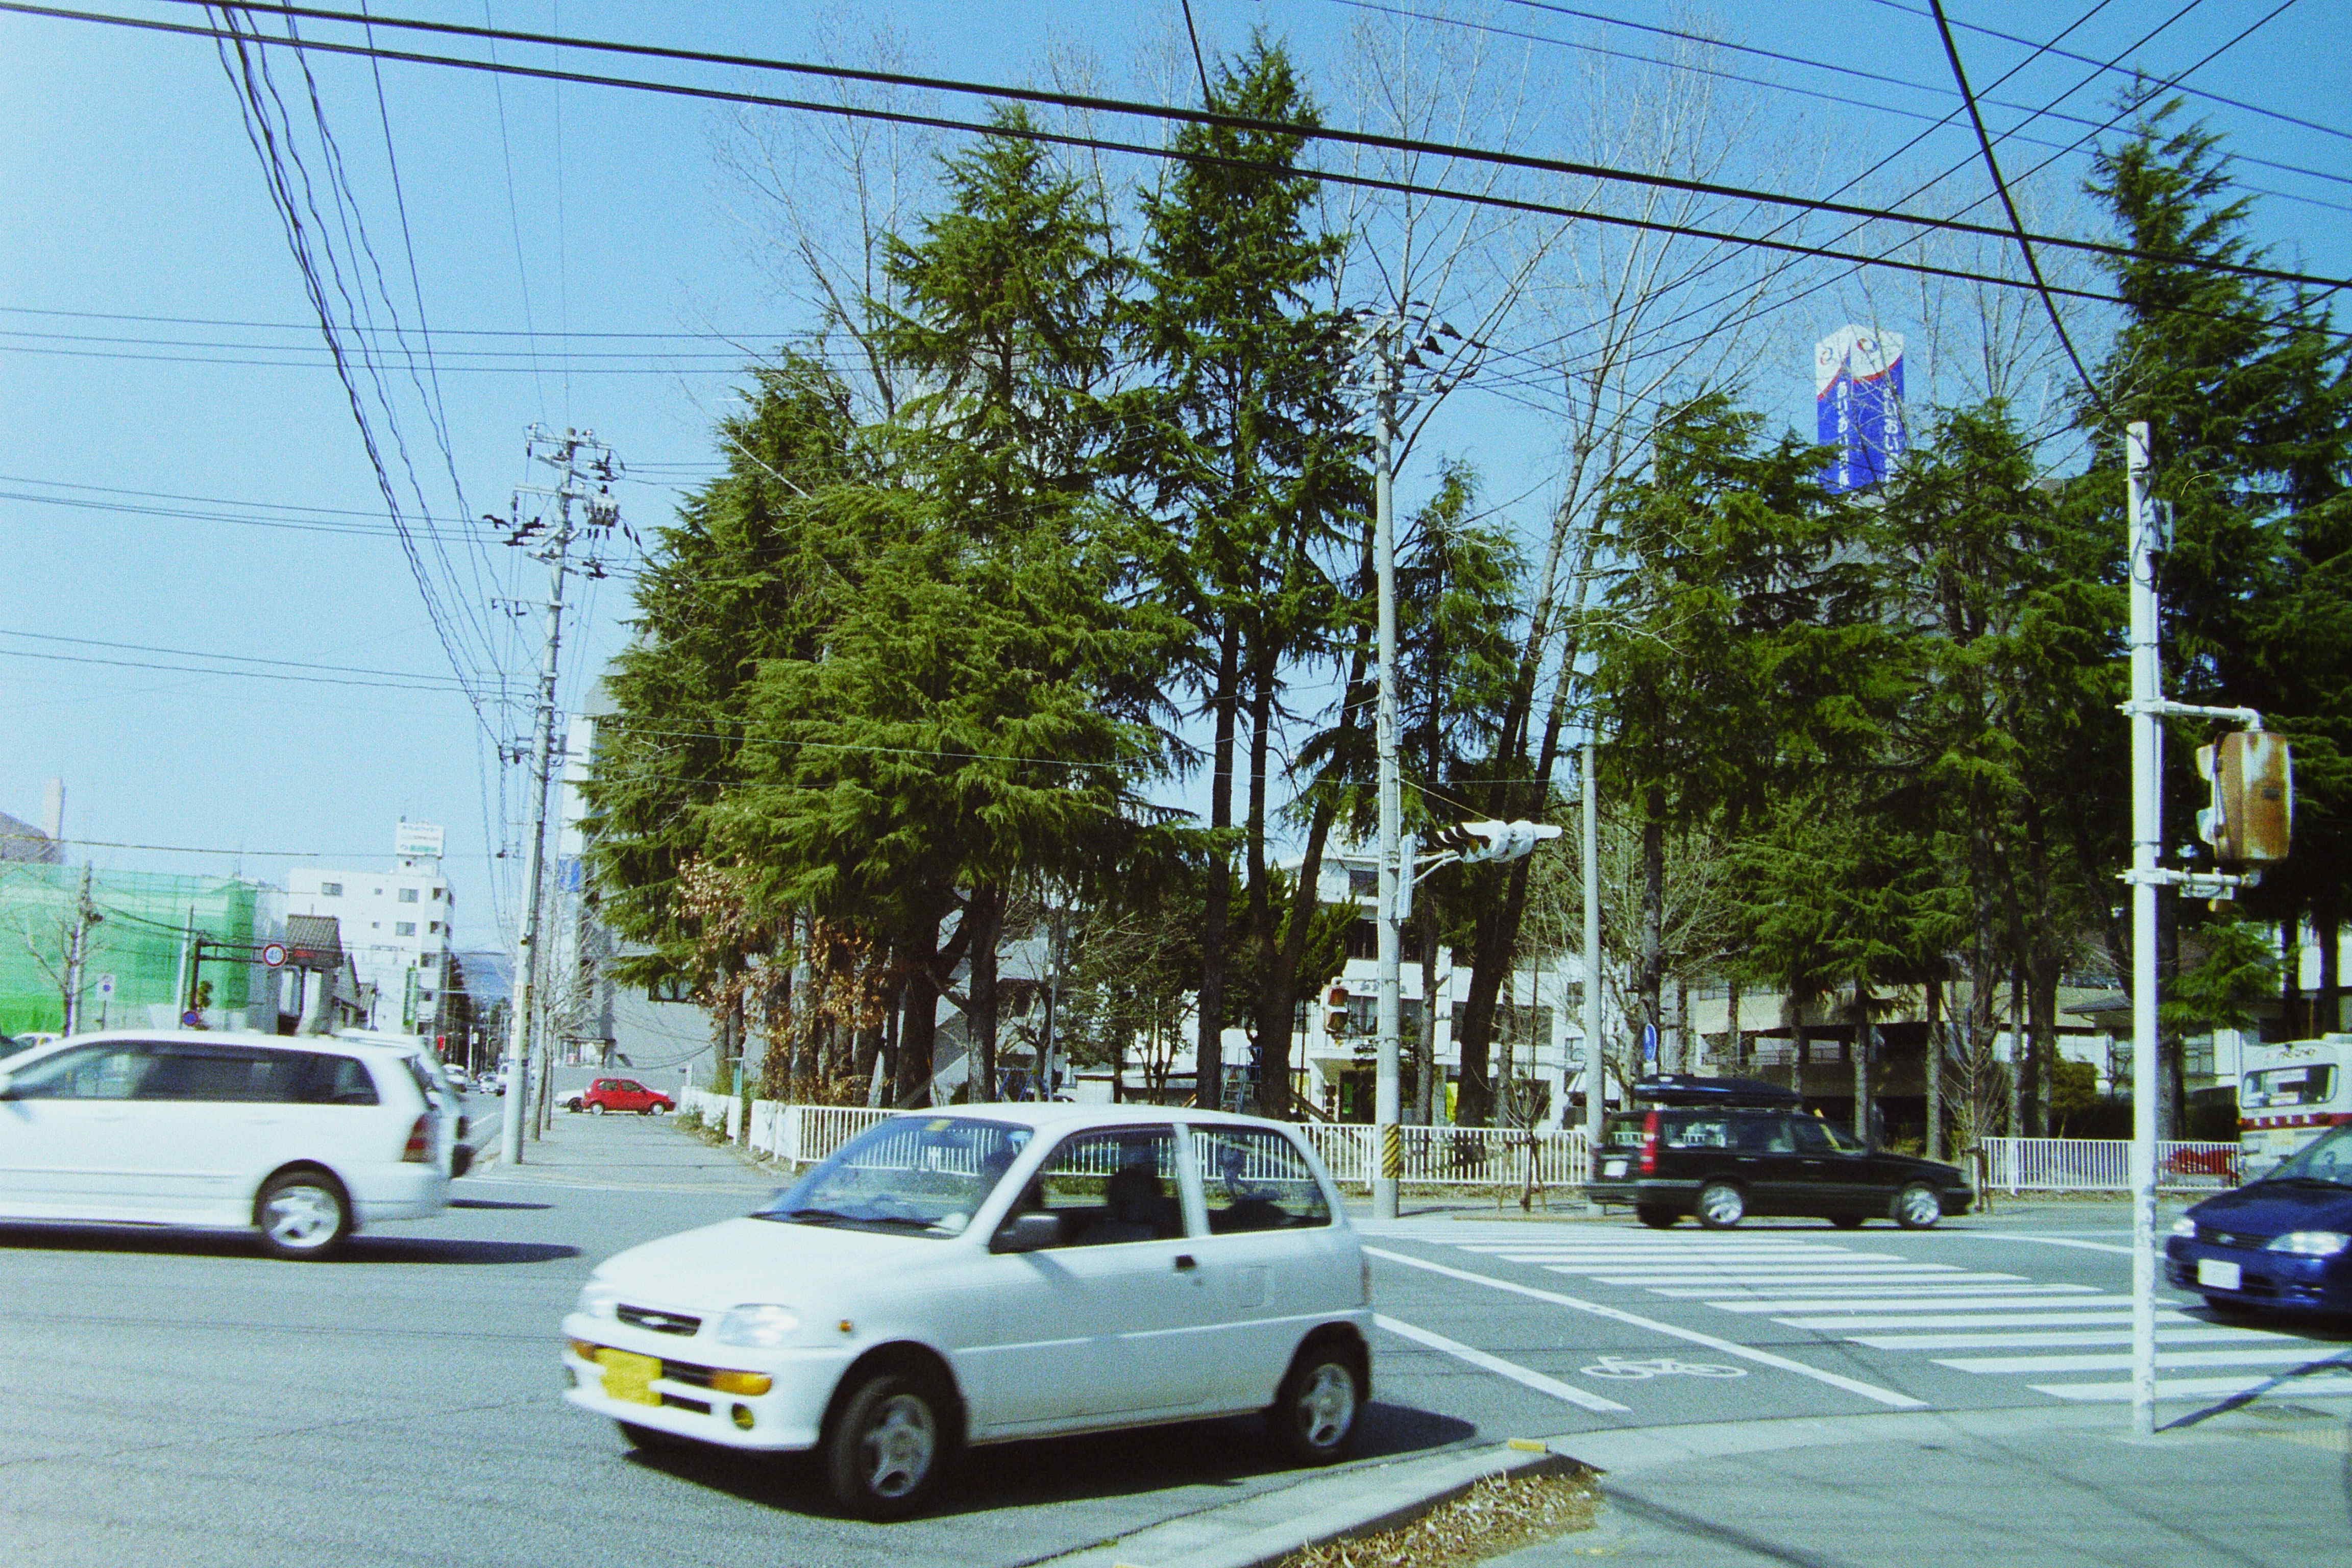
[860,1394,937,1499]
[263,1184,340,1251]
[1296,1363,1357,1449]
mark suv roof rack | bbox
[1630,1073,1801,1108]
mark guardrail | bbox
[1979,1136,2241,1193]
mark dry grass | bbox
[1276,1466,1603,1568]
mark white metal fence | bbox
[1979,1136,2241,1193]
[708,1100,1590,1192]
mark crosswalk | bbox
[1393,1228,2351,1406]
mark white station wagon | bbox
[562,1104,1373,1517]
[0,1029,452,1258]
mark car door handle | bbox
[1173,1254,1197,1272]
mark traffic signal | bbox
[1424,819,1565,864]
[2195,731,2293,864]
[1324,986,1351,1038]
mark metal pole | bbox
[1582,740,1604,1181]
[499,445,576,1169]
[1372,328,1403,1222]
[2126,421,2160,1438]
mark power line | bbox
[1860,0,2352,145]
[1929,0,2103,406]
[1334,0,2352,213]
[0,627,477,683]
[42,0,2349,298]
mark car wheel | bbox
[255,1170,351,1261]
[1830,1214,1867,1230]
[617,1420,695,1454]
[823,1369,954,1521]
[1635,1205,1679,1230]
[1894,1183,1943,1230]
[1695,1181,1746,1230]
[590,1102,606,1116]
[1269,1339,1364,1466]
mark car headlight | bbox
[574,1281,623,1319]
[714,1304,802,1348]
[2263,1231,2351,1258]
[2169,1216,2197,1239]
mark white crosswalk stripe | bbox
[1400,1227,2349,1408]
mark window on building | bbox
[1343,919,1377,961]
[319,882,343,897]
[1346,868,1379,901]
[427,921,440,935]
[396,921,416,937]
[399,888,420,904]
[431,887,444,900]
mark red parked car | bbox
[578,1077,674,1116]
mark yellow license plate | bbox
[597,1349,662,1406]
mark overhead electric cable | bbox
[1928,0,2104,406]
[48,0,2346,296]
[1334,0,2352,210]
[1861,0,2351,144]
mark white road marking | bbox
[2030,1373,2352,1402]
[1949,1232,2133,1256]
[1938,1346,2349,1376]
[1643,1277,2044,1298]
[1373,1314,1631,1414]
[1364,1245,1927,1409]
[1778,1309,2192,1331]
[1619,1271,2021,1290]
[1711,1290,2122,1314]
[1851,1326,2289,1351]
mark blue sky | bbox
[2,1,2344,950]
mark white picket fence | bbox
[1979,1136,2241,1193]
[696,1098,1590,1191]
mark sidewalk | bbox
[463,1106,778,1194]
[1502,1402,2352,1567]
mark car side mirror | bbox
[989,1212,1062,1255]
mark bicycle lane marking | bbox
[1373,1314,1632,1414]
[1363,1246,1928,1410]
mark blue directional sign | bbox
[1815,326,1907,493]
[1641,1021,1659,1069]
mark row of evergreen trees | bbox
[584,42,2348,1131]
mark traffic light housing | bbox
[1324,986,1351,1038]
[2196,730,2292,864]
[1424,819,1564,864]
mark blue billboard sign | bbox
[1815,326,1907,493]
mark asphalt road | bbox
[4,1108,2347,1568]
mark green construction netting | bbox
[0,867,262,1036]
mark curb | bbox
[1031,1440,1578,1568]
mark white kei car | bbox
[562,1104,1373,1517]
[0,1029,451,1259]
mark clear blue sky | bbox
[3,1,2343,950]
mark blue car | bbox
[2167,1122,2352,1315]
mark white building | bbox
[287,821,456,1038]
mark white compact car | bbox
[562,1105,1372,1517]
[0,1029,451,1259]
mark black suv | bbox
[1585,1076,1975,1230]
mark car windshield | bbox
[2260,1124,2352,1187]
[754,1116,1032,1239]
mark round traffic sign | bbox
[261,942,288,968]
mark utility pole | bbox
[62,864,97,1034]
[1371,320,1404,1223]
[499,426,621,1168]
[1582,740,1604,1175]
[2125,422,2161,1438]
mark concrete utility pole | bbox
[1582,740,1604,1169]
[2125,423,2161,1437]
[1371,320,1404,1223]
[499,427,620,1169]
[62,864,96,1035]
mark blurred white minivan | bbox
[0,1030,450,1258]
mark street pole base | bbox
[1371,1175,1399,1222]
